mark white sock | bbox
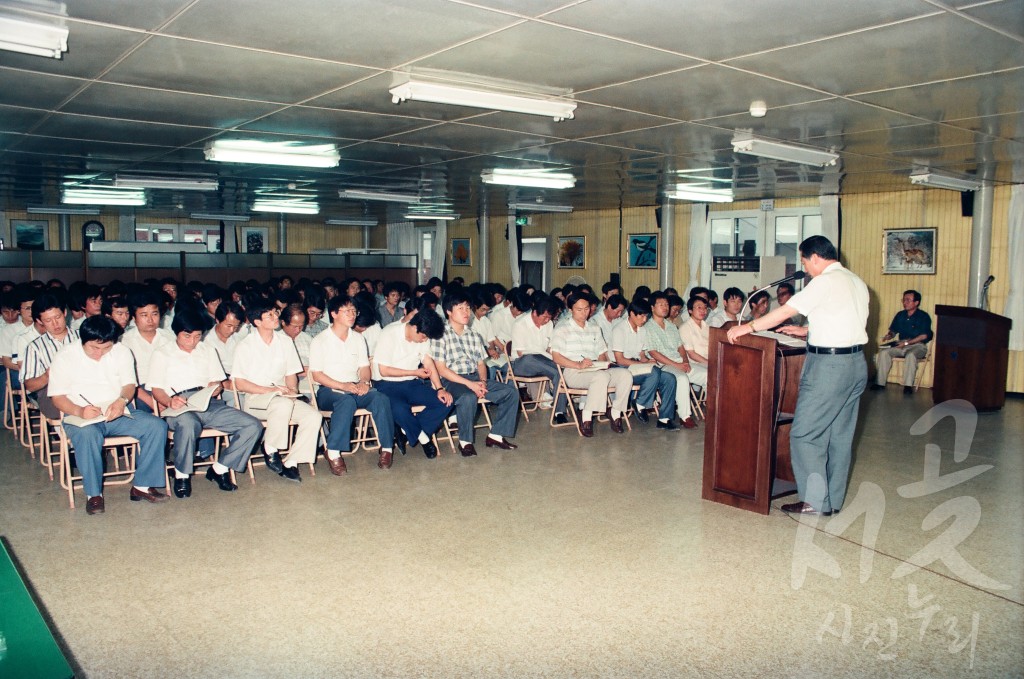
[264,444,278,455]
[418,432,430,445]
[582,412,593,423]
[133,486,149,492]
[212,462,229,474]
[658,418,669,424]
[327,449,341,460]
[489,433,503,442]
[460,440,472,447]
[381,447,392,453]
[174,469,188,479]
[611,410,622,419]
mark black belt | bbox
[807,344,862,355]
[175,386,205,397]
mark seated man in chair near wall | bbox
[48,316,170,516]
[871,289,933,395]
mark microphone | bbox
[739,271,807,328]
[983,275,995,289]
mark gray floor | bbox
[1,389,1021,678]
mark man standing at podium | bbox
[727,236,868,516]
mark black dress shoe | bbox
[460,443,478,457]
[484,436,517,450]
[394,428,408,455]
[903,386,914,395]
[781,501,832,516]
[205,467,237,491]
[86,496,105,515]
[869,383,886,391]
[656,419,680,431]
[422,440,438,459]
[610,417,624,434]
[173,477,192,498]
[553,412,569,425]
[263,450,284,474]
[279,465,302,482]
[580,420,594,437]
[635,408,650,424]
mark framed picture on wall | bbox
[627,233,658,268]
[451,237,471,266]
[12,220,49,250]
[243,227,269,254]
[557,236,585,268]
[883,228,936,275]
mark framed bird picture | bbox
[627,233,658,268]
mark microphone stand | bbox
[739,273,806,329]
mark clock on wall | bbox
[82,220,105,249]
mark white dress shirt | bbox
[48,342,136,409]
[510,312,552,358]
[787,262,869,347]
[373,322,429,382]
[309,328,369,384]
[120,327,174,384]
[231,330,302,387]
[148,341,225,393]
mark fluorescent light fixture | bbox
[404,213,459,221]
[325,217,378,227]
[190,212,250,222]
[666,184,734,203]
[115,174,219,191]
[509,202,573,213]
[0,16,68,59]
[390,79,576,121]
[62,187,147,206]
[252,200,319,215]
[205,140,340,168]
[909,170,981,192]
[732,132,839,167]
[339,189,420,203]
[481,169,575,189]
[27,205,101,215]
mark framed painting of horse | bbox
[883,228,936,275]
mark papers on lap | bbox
[63,401,134,427]
[161,386,217,417]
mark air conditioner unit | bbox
[711,256,787,295]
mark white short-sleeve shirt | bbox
[202,329,241,375]
[231,330,303,387]
[47,341,137,409]
[610,319,649,360]
[787,262,869,347]
[120,327,174,384]
[373,322,429,382]
[309,328,369,384]
[148,341,226,393]
[678,317,710,358]
[510,312,552,358]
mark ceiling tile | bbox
[238,106,432,141]
[0,69,87,109]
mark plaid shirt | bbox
[430,323,487,376]
[645,317,683,358]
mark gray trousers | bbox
[875,344,927,386]
[168,399,263,474]
[511,354,566,414]
[790,352,867,514]
[443,373,519,443]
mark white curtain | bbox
[507,215,521,287]
[820,194,840,248]
[685,203,709,297]
[431,220,447,282]
[386,221,417,255]
[1005,184,1024,350]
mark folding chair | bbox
[229,380,315,483]
[56,420,139,509]
[437,396,493,454]
[3,367,17,431]
[307,375,379,461]
[153,399,232,489]
[891,343,932,392]
[502,343,551,422]
[549,364,620,437]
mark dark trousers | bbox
[374,379,452,443]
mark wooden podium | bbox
[932,305,1012,411]
[702,327,804,514]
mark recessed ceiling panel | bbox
[729,14,1024,96]
[161,0,519,68]
[103,37,375,103]
[238,107,433,142]
[581,64,823,122]
[0,69,87,109]
[386,122,560,155]
[32,113,214,148]
[0,105,51,134]
[546,0,935,61]
[478,105,675,142]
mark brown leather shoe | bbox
[86,496,105,515]
[610,417,624,434]
[484,436,518,450]
[378,450,393,469]
[681,417,698,429]
[781,501,833,516]
[325,452,347,476]
[580,420,594,437]
[129,486,169,503]
[460,443,478,457]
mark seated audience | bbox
[610,299,678,430]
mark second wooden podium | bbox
[701,327,805,515]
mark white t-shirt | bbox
[373,322,430,382]
[231,330,303,387]
[48,342,137,409]
[202,329,241,375]
[787,262,869,347]
[309,327,369,384]
[148,341,225,393]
